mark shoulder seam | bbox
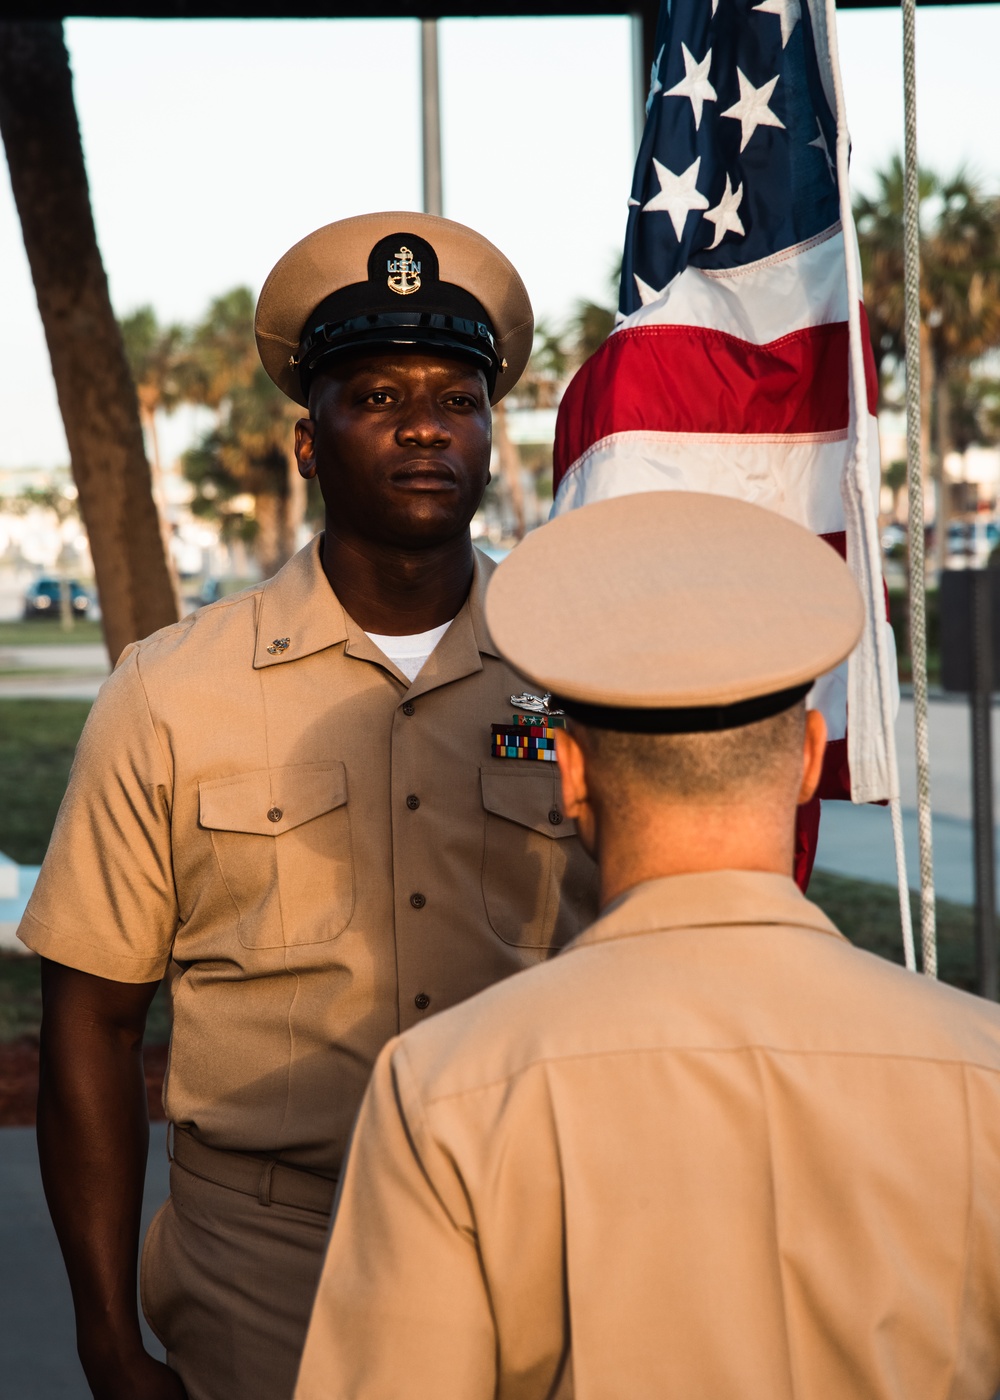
[419,1043,1000,1111]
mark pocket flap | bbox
[480,769,576,838]
[199,762,348,837]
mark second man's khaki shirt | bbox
[297,870,1000,1399]
[18,539,597,1174]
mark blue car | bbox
[23,576,91,620]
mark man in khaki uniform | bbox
[297,491,1000,1400]
[20,213,595,1400]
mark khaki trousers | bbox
[141,1153,333,1400]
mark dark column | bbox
[970,570,998,998]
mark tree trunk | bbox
[58,568,73,632]
[254,491,285,580]
[0,22,178,664]
[140,402,184,616]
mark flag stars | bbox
[664,43,717,130]
[752,0,802,48]
[642,155,710,240]
[703,175,745,248]
[809,118,836,179]
[633,273,672,307]
[721,69,785,152]
[646,44,665,115]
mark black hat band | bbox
[295,310,500,395]
[556,683,813,735]
[293,230,503,399]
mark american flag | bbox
[552,0,897,826]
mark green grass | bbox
[888,588,940,687]
[809,870,976,991]
[0,954,172,1044]
[0,953,43,1041]
[0,699,92,864]
[0,694,169,1044]
[0,619,105,647]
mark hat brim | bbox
[485,492,865,715]
[255,212,534,407]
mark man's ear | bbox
[555,726,598,857]
[555,727,587,816]
[798,708,828,805]
[294,418,317,480]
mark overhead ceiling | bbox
[0,1,986,91]
[0,2,986,16]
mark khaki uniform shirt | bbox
[18,539,597,1173]
[297,870,1000,1400]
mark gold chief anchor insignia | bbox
[387,246,422,296]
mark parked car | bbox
[946,518,1000,569]
[23,576,90,620]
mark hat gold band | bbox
[557,683,813,735]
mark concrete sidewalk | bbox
[813,693,1000,904]
[0,1124,168,1398]
[815,801,979,904]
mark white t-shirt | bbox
[365,620,453,684]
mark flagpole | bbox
[631,12,647,153]
[421,19,443,218]
[823,0,918,971]
[900,0,938,977]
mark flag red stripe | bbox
[554,317,879,492]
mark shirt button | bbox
[414,993,431,1011]
[402,701,415,716]
[406,794,420,811]
[548,808,563,826]
[267,807,283,823]
[410,892,426,909]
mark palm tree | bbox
[923,170,1000,529]
[855,158,1000,570]
[179,290,304,577]
[0,21,178,663]
[120,306,186,611]
[120,306,185,487]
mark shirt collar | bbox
[572,870,844,950]
[254,535,347,669]
[254,534,502,674]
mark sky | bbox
[2,7,1000,470]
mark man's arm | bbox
[37,960,187,1400]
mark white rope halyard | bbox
[823,0,918,970]
[901,0,938,977]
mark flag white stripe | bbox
[553,422,883,536]
[625,225,848,344]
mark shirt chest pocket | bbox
[481,768,598,950]
[199,762,354,949]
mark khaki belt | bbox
[170,1125,338,1216]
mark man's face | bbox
[294,351,492,551]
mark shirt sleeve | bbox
[294,1038,497,1400]
[17,643,177,982]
